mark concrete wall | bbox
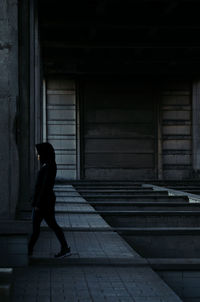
[46,77,78,180]
[81,77,194,180]
[0,0,19,218]
[83,78,156,180]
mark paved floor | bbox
[12,185,183,302]
[12,266,182,302]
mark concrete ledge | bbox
[40,226,200,234]
[86,195,189,201]
[0,220,31,267]
[82,191,169,197]
[148,258,200,270]
[68,181,143,185]
[144,184,200,203]
[116,227,200,235]
[0,237,28,267]
[100,210,200,216]
[90,201,192,206]
[35,210,200,215]
[77,189,155,193]
[29,257,148,267]
[41,226,112,231]
[0,268,13,283]
[0,268,13,302]
[0,220,31,235]
[0,284,11,302]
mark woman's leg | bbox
[44,210,69,250]
[28,209,43,255]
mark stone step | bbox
[169,186,200,190]
[75,186,144,190]
[18,196,190,214]
[56,197,85,202]
[115,227,200,235]
[148,258,200,270]
[90,202,198,211]
[19,209,200,215]
[151,181,200,185]
[54,189,81,194]
[21,206,95,214]
[84,195,189,202]
[101,211,200,228]
[79,190,169,197]
[19,201,90,212]
[115,228,200,258]
[77,188,154,193]
[17,202,195,214]
[18,212,111,229]
[71,182,143,188]
[40,226,112,231]
[179,190,200,194]
[55,192,81,197]
[168,186,200,194]
[19,208,200,216]
[71,181,142,185]
[56,198,189,205]
[29,257,146,266]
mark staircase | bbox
[74,182,200,260]
[15,181,200,301]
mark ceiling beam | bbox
[39,0,200,4]
[40,22,200,30]
[42,41,200,49]
[44,64,200,76]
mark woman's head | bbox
[35,143,55,164]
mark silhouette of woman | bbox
[28,142,71,258]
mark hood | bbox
[36,142,55,164]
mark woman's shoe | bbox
[54,247,71,258]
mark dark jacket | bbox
[32,162,57,210]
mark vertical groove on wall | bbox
[161,81,192,180]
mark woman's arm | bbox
[32,165,50,209]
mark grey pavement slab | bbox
[55,185,75,189]
[55,191,82,197]
[30,231,140,260]
[12,266,182,302]
[55,203,96,212]
[41,213,110,229]
[56,196,86,202]
[43,189,111,229]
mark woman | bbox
[28,142,71,258]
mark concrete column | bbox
[0,0,42,217]
[0,0,19,218]
[192,81,200,178]
[18,0,42,208]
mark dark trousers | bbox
[28,208,68,253]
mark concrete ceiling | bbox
[38,0,200,76]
